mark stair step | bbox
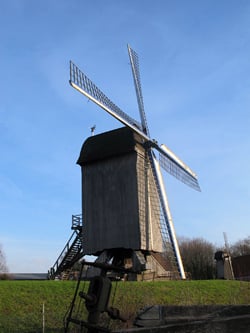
[49,227,83,280]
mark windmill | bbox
[69,45,200,280]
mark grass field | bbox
[0,279,249,332]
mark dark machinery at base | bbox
[64,259,138,333]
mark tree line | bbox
[179,235,250,280]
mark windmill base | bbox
[85,249,180,281]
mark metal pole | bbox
[42,302,45,333]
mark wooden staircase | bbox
[48,215,83,280]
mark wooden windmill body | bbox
[77,127,163,256]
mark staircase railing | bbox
[72,214,82,230]
[48,214,83,279]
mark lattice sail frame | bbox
[70,61,142,131]
[127,45,150,136]
[147,154,179,273]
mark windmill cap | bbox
[77,126,144,166]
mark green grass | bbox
[0,280,75,333]
[0,280,249,332]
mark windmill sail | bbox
[127,44,149,136]
[70,61,142,132]
[149,152,185,278]
[158,145,200,191]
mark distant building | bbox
[232,255,250,281]
[215,252,250,281]
[214,251,234,280]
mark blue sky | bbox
[1,1,249,273]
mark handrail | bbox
[48,214,83,279]
[72,214,83,229]
[49,231,77,276]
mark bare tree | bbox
[179,237,216,280]
[230,236,250,257]
[0,244,8,273]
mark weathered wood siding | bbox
[78,127,163,255]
